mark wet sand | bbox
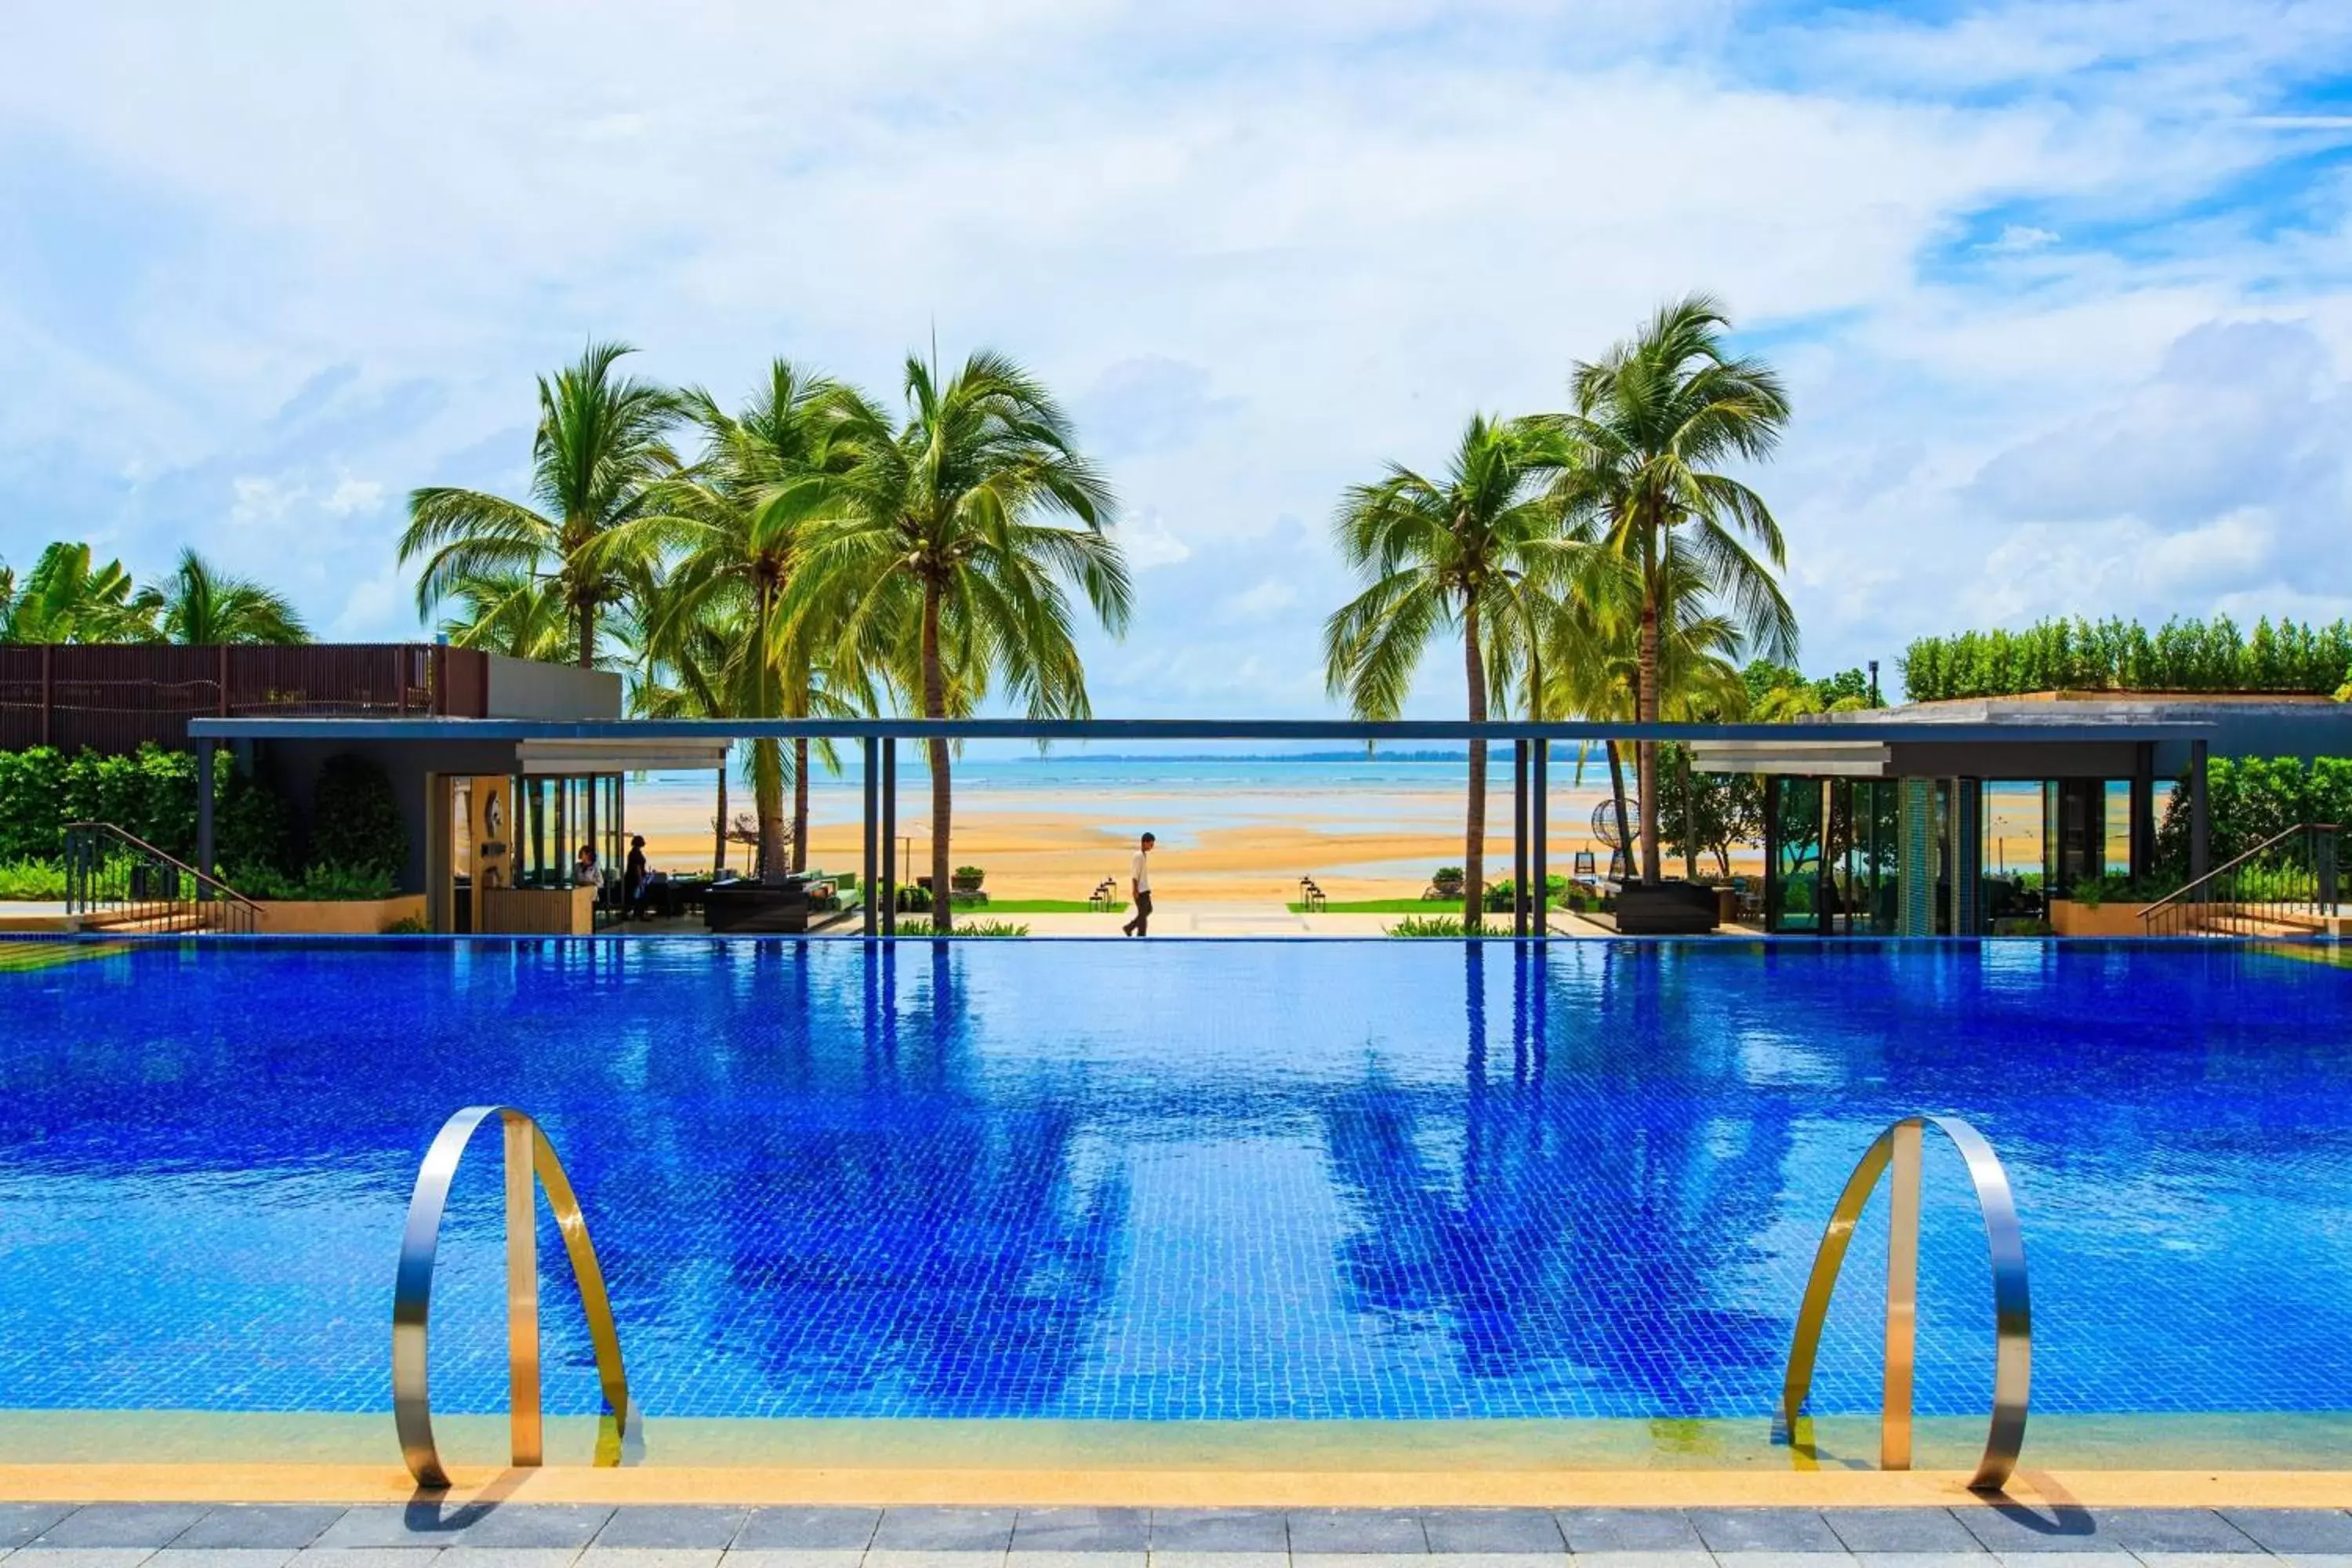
[621,777,1762,900]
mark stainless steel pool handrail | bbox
[1781,1115,2031,1492]
[392,1105,635,1487]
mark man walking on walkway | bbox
[1122,832,1156,936]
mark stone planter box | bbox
[2048,898,2157,937]
[252,894,427,935]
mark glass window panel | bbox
[1767,776,1823,932]
[2104,779,2134,875]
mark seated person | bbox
[573,844,603,887]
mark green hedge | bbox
[2158,757,2352,873]
[308,754,405,883]
[0,746,196,860]
[1902,616,2352,700]
[0,744,293,876]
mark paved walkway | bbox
[3,1504,2349,1568]
[928,903,1607,938]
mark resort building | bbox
[1694,694,2352,937]
[10,641,2347,940]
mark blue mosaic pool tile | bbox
[0,938,2349,1421]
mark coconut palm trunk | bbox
[922,581,952,934]
[713,764,729,877]
[1606,740,1633,880]
[1677,743,1700,881]
[753,738,786,878]
[1463,598,1487,931]
[792,738,811,874]
[1637,525,1663,884]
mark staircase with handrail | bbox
[62,821,260,935]
[2138,822,2341,938]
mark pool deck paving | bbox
[3,1504,2351,1568]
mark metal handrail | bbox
[60,821,262,911]
[61,821,260,935]
[2138,822,2340,931]
[392,1105,635,1488]
[1782,1115,2031,1492]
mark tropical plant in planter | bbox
[1430,865,1466,899]
[952,865,985,892]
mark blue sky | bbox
[2,1,2349,713]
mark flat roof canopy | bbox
[1688,740,1894,777]
[190,715,2218,746]
[517,737,734,775]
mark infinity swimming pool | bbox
[0,938,2347,1428]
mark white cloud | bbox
[1220,577,1301,622]
[1982,223,2060,252]
[321,476,385,515]
[229,475,297,522]
[1112,512,1194,569]
[4,2,2351,707]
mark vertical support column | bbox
[1953,779,1983,937]
[195,739,216,897]
[38,644,53,747]
[1512,739,1529,937]
[1896,779,1936,937]
[2130,742,2156,881]
[1817,779,1834,937]
[862,738,880,936]
[2189,739,2210,882]
[1531,739,1549,938]
[424,775,450,934]
[503,1114,543,1468]
[881,739,898,937]
[1882,1117,1922,1471]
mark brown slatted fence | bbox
[0,644,489,751]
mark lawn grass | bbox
[1290,898,1567,915]
[974,898,1127,913]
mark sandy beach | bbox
[616,757,1783,901]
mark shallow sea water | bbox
[0,937,2347,1423]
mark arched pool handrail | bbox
[1781,1114,2031,1492]
[391,1105,635,1487]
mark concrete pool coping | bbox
[2,1414,2350,1506]
[5,1467,2352,1510]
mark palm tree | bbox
[786,350,1129,932]
[1323,416,1577,930]
[158,549,310,644]
[1546,296,1795,883]
[401,342,681,668]
[430,568,575,661]
[630,604,745,877]
[616,361,864,877]
[1544,554,1749,882]
[0,542,160,643]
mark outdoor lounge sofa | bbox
[702,876,813,935]
[1612,880,1721,935]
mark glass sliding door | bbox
[1766,776,1825,932]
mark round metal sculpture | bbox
[1781,1114,2031,1492]
[392,1105,635,1487]
[1591,796,1639,850]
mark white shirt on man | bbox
[1131,849,1151,894]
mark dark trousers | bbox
[1123,890,1154,936]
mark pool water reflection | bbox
[0,938,2347,1422]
